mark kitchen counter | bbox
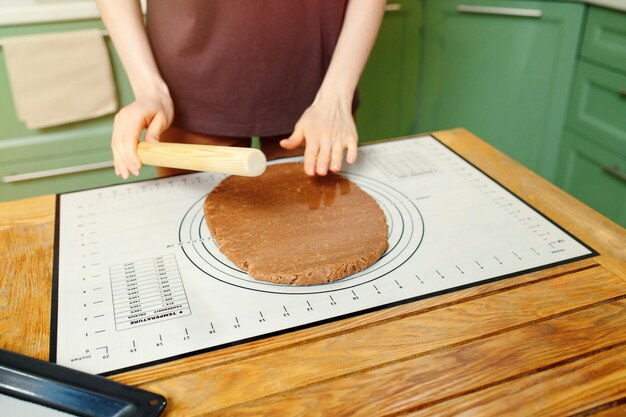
[1,128,625,416]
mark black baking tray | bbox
[0,348,165,417]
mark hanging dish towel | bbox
[2,29,118,129]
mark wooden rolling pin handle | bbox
[137,142,266,177]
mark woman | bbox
[96,0,385,178]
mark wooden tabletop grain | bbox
[1,128,625,416]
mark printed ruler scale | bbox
[52,135,595,375]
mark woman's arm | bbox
[281,0,386,176]
[96,0,173,179]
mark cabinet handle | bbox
[457,5,543,18]
[602,165,626,183]
[2,160,114,183]
[385,4,402,12]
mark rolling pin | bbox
[137,142,266,177]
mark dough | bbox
[204,162,388,285]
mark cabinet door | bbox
[357,0,422,142]
[556,130,626,228]
[581,6,626,74]
[418,0,584,181]
[567,61,626,156]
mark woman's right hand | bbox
[112,90,174,179]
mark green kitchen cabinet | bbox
[357,0,422,142]
[417,0,584,181]
[555,5,626,229]
[556,130,626,228]
[0,19,156,202]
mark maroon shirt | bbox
[147,0,355,137]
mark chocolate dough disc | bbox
[204,162,389,285]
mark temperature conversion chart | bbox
[52,135,595,375]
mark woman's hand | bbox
[280,0,384,176]
[96,0,174,179]
[280,96,357,176]
[111,91,173,179]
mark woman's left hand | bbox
[280,97,358,176]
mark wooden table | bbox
[1,128,625,416]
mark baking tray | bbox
[0,348,165,417]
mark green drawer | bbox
[581,6,626,74]
[556,129,626,228]
[566,61,626,157]
[0,131,156,202]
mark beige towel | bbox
[2,29,118,129]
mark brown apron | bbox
[147,0,356,138]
